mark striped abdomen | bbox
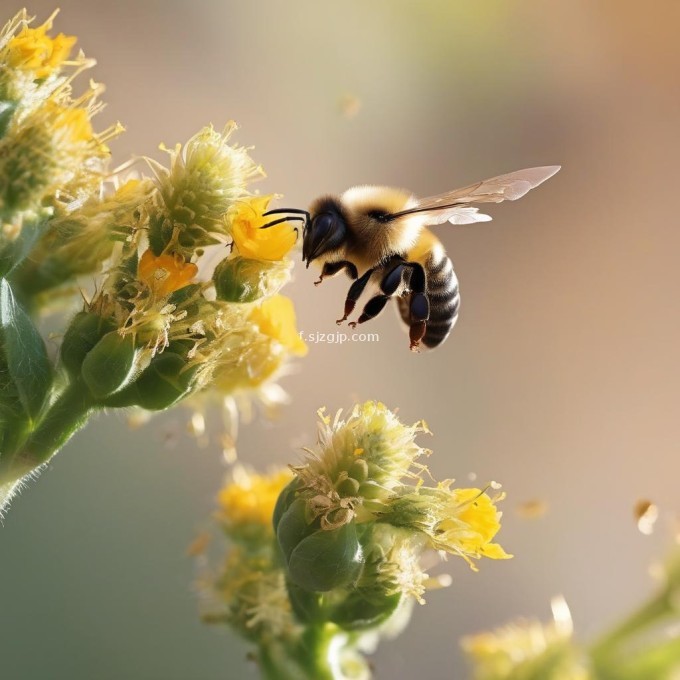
[397,229,460,349]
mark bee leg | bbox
[348,262,405,328]
[337,268,375,324]
[315,260,358,286]
[348,295,390,329]
[404,263,429,351]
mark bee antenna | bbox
[260,216,306,230]
[262,208,310,219]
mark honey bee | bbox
[262,166,560,350]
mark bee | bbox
[262,166,560,351]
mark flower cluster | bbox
[0,10,306,510]
[203,403,511,680]
[0,10,121,280]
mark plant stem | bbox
[590,589,673,663]
[0,379,94,487]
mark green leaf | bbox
[0,100,17,140]
[0,214,49,277]
[0,279,52,423]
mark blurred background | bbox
[1,1,679,678]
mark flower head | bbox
[137,249,198,298]
[290,402,429,529]
[383,482,511,569]
[230,195,297,261]
[4,11,76,79]
[147,123,265,257]
[217,466,292,541]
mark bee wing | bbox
[393,165,561,225]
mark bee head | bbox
[303,206,347,268]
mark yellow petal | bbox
[230,196,297,261]
[250,295,308,356]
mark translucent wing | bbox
[390,165,560,225]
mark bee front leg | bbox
[337,267,375,324]
[315,260,358,286]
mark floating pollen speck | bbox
[187,531,211,557]
[516,499,549,519]
[634,499,659,535]
[188,411,206,438]
[221,433,237,464]
[339,93,362,119]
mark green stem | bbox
[300,625,337,680]
[0,379,94,487]
[257,626,347,680]
[258,641,311,680]
[590,590,674,662]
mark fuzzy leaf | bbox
[0,279,52,422]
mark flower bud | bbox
[286,521,364,593]
[329,589,403,631]
[81,331,146,400]
[213,256,290,303]
[60,311,116,379]
[120,351,198,411]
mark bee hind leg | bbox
[404,263,429,352]
[337,267,375,324]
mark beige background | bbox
[1,1,679,678]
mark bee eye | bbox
[302,211,346,266]
[314,213,335,238]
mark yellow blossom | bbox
[46,101,95,145]
[230,195,297,261]
[217,466,292,533]
[6,13,76,79]
[250,294,307,356]
[428,485,511,567]
[137,249,198,297]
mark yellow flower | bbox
[430,485,512,567]
[250,294,307,356]
[137,249,198,297]
[230,195,297,261]
[6,14,76,79]
[46,102,94,145]
[383,483,511,569]
[217,466,292,533]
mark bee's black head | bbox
[303,198,348,268]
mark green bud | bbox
[60,312,117,379]
[337,477,361,497]
[81,331,144,400]
[277,497,317,563]
[133,352,198,410]
[213,256,289,303]
[329,589,403,631]
[287,522,364,593]
[273,478,301,533]
[348,458,369,483]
